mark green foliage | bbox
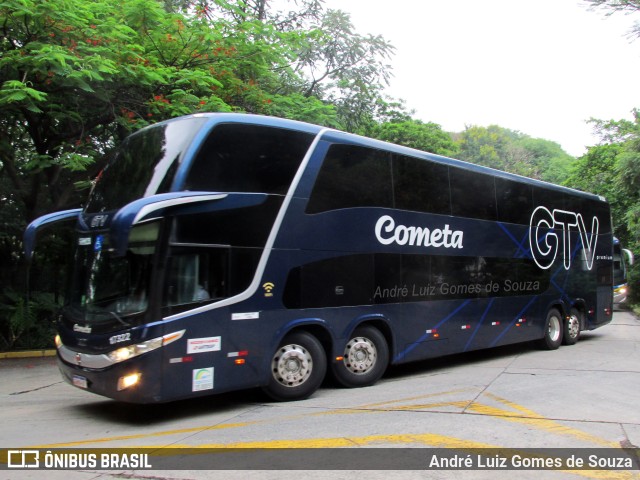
[0,0,396,224]
[0,289,58,350]
[455,125,575,182]
[565,143,628,236]
[369,119,458,157]
[572,111,640,251]
[517,137,575,184]
[0,0,400,349]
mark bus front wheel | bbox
[263,331,327,401]
[332,326,389,388]
[537,308,563,350]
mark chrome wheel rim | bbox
[548,314,562,342]
[272,344,312,387]
[567,314,580,339]
[343,336,377,375]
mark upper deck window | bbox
[392,153,450,215]
[86,117,207,213]
[306,144,393,213]
[306,144,451,216]
[496,178,533,225]
[184,123,315,195]
[449,167,497,221]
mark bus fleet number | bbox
[109,333,131,345]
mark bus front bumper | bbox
[56,349,164,404]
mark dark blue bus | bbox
[24,113,614,403]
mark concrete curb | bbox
[0,349,56,359]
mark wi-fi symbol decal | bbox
[262,282,275,297]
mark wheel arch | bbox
[271,318,334,364]
[542,301,569,330]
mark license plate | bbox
[72,375,88,389]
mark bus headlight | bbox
[107,330,185,364]
[117,372,141,391]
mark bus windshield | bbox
[66,223,159,325]
[86,117,207,213]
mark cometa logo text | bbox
[375,215,464,249]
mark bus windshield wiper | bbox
[110,311,131,327]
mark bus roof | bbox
[149,113,605,203]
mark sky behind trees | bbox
[321,0,640,156]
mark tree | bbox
[0,0,398,349]
[303,9,395,132]
[455,125,575,182]
[516,137,574,184]
[369,119,458,157]
[1,0,366,220]
[564,143,629,241]
[585,0,640,37]
[456,125,519,171]
[2,0,229,220]
[0,0,333,349]
[596,111,640,247]
[189,0,398,131]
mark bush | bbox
[0,289,59,351]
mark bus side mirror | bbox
[23,208,82,263]
[623,248,634,266]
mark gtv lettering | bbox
[375,215,464,249]
[529,206,599,270]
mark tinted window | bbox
[496,178,533,225]
[162,246,261,317]
[172,197,283,248]
[185,124,315,194]
[574,200,612,234]
[598,264,613,287]
[306,144,393,213]
[533,186,566,213]
[283,254,550,308]
[86,117,207,213]
[450,168,497,221]
[393,154,450,215]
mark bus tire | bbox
[332,325,389,388]
[563,308,581,345]
[263,331,327,401]
[537,308,563,350]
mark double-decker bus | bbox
[24,113,614,403]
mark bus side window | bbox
[392,154,450,215]
[449,168,497,221]
[165,250,228,308]
[306,144,393,213]
[184,123,314,195]
[495,178,533,225]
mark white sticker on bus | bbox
[187,337,221,354]
[192,367,214,392]
[231,312,260,320]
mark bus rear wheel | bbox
[332,326,389,388]
[563,308,582,345]
[537,308,563,350]
[263,331,327,401]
